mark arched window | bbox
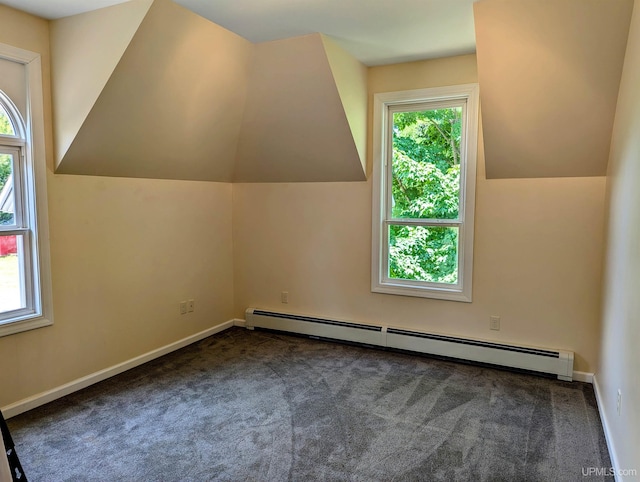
[0,43,53,336]
[0,91,35,317]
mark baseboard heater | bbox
[245,308,574,381]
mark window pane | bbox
[0,152,14,226]
[391,107,462,219]
[0,105,15,136]
[389,225,458,284]
[0,153,15,225]
[0,235,26,313]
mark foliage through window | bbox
[372,85,478,301]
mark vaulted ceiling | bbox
[45,0,636,182]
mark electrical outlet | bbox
[281,291,289,304]
[617,389,622,415]
[490,315,500,331]
[187,299,195,312]
[179,301,187,315]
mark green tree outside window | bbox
[389,108,462,284]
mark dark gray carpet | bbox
[8,327,611,481]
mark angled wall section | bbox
[55,0,253,181]
[51,0,154,168]
[474,0,633,179]
[233,33,366,182]
[322,35,367,174]
[52,3,367,183]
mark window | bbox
[0,43,53,336]
[372,84,478,302]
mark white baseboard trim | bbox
[233,318,246,327]
[1,320,235,419]
[572,371,594,383]
[593,374,621,481]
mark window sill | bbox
[0,315,52,337]
[372,281,472,302]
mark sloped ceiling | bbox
[50,0,154,166]
[54,0,253,181]
[322,35,367,174]
[233,34,366,182]
[474,0,634,179]
[52,0,367,183]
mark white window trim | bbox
[371,84,478,302]
[0,42,53,336]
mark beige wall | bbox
[598,0,640,472]
[233,54,607,373]
[0,6,235,408]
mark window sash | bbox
[385,219,462,227]
[383,101,467,285]
[385,101,468,223]
[0,143,35,323]
[381,220,463,290]
[0,231,36,323]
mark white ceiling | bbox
[1,0,130,19]
[1,0,477,65]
